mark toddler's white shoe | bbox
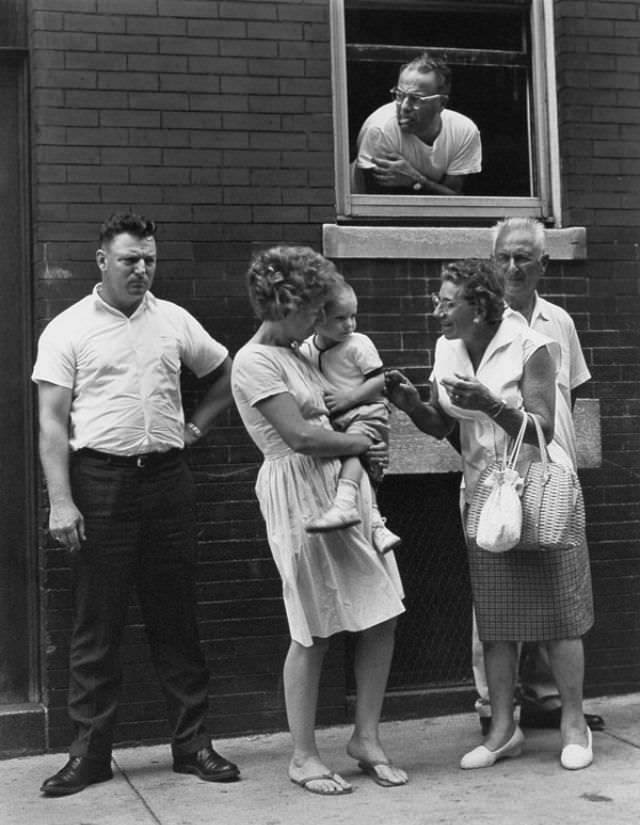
[306,505,361,534]
[372,519,401,554]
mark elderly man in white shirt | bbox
[471,216,603,736]
[32,212,240,797]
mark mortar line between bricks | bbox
[111,757,163,825]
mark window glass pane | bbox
[346,7,524,50]
[345,2,532,197]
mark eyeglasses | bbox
[390,87,443,109]
[494,253,538,269]
[431,293,463,313]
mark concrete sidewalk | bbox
[1,693,639,825]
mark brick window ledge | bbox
[388,400,601,474]
[322,225,587,260]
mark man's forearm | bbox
[39,426,74,506]
[187,359,233,435]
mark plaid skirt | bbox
[468,535,594,642]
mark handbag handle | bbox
[527,412,551,476]
[505,413,528,468]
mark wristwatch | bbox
[412,176,426,192]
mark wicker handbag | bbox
[467,413,585,552]
[517,413,585,551]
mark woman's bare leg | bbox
[284,637,351,793]
[346,618,408,785]
[483,640,519,749]
[546,638,589,747]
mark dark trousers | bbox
[67,451,210,762]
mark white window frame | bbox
[330,0,563,225]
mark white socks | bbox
[333,478,359,510]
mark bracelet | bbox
[489,399,506,419]
[186,421,203,440]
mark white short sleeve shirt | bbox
[299,332,383,393]
[357,104,482,180]
[505,295,591,468]
[31,287,229,455]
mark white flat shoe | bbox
[460,726,525,770]
[372,520,401,554]
[561,727,593,770]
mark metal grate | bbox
[378,473,473,690]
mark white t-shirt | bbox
[31,287,228,455]
[299,332,383,394]
[357,103,482,181]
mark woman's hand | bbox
[440,373,497,414]
[365,440,389,472]
[384,369,421,413]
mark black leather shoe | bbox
[519,702,605,731]
[40,756,113,797]
[173,746,240,782]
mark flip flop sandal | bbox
[290,772,353,795]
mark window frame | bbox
[330,0,562,225]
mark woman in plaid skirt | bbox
[385,258,594,772]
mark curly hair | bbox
[441,258,505,324]
[99,212,157,246]
[246,246,341,321]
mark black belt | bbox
[75,447,182,469]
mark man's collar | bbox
[505,292,548,325]
[92,284,155,316]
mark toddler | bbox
[299,281,401,554]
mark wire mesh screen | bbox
[362,473,473,691]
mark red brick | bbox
[220,2,277,21]
[65,12,125,33]
[247,21,302,40]
[32,30,97,50]
[188,56,246,74]
[66,90,128,108]
[99,71,159,90]
[33,10,63,30]
[125,16,186,36]
[158,0,220,17]
[586,1,638,20]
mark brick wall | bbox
[554,0,640,694]
[29,0,640,752]
[30,0,341,750]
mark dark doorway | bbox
[0,53,35,705]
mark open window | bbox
[330,0,562,224]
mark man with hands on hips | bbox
[32,212,239,797]
[355,53,481,195]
